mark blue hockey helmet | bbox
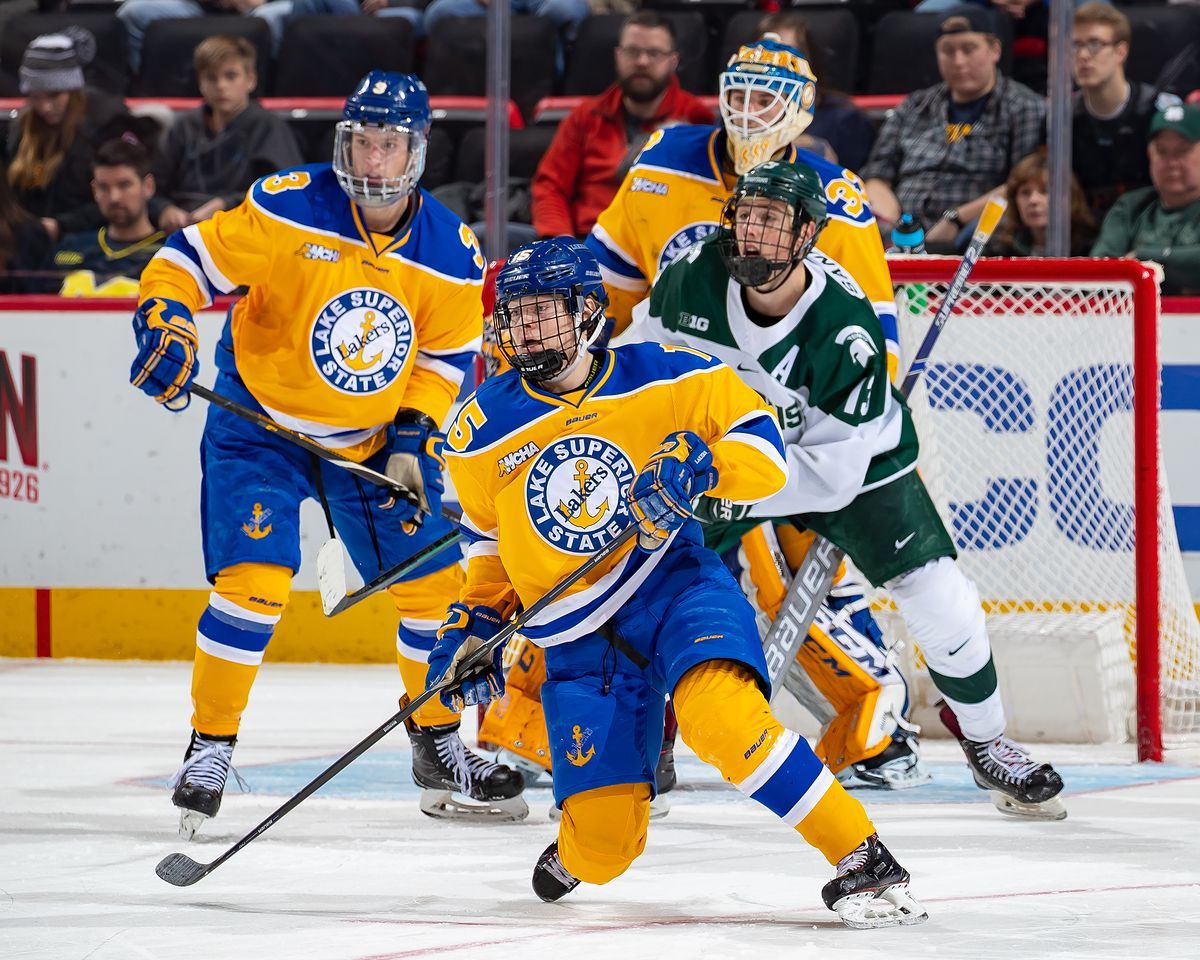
[493,237,608,382]
[720,38,818,175]
[334,71,431,207]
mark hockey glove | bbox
[629,430,719,552]
[378,408,447,525]
[129,297,199,411]
[428,602,506,711]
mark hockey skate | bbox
[532,841,580,902]
[940,704,1067,821]
[838,731,932,791]
[404,708,528,822]
[169,730,247,840]
[821,834,928,929]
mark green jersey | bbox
[623,235,918,518]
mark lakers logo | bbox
[241,503,273,540]
[565,725,595,767]
[657,222,719,273]
[310,288,413,394]
[526,435,634,555]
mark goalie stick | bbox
[763,197,1007,698]
[155,522,640,888]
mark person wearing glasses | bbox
[531,11,713,241]
[1071,2,1181,222]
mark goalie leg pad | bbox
[887,557,1005,742]
[479,678,552,773]
[558,782,651,885]
[192,562,290,736]
[673,659,874,865]
[390,563,465,727]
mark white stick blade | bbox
[317,538,349,617]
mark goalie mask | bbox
[493,237,608,383]
[334,70,430,208]
[718,160,829,292]
[720,38,818,175]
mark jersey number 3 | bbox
[262,171,312,195]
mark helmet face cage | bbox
[718,191,811,292]
[334,120,427,208]
[720,43,817,175]
[495,287,602,382]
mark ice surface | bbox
[3,660,1199,960]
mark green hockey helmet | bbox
[718,160,829,291]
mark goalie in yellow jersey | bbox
[129,71,527,836]
[428,237,926,928]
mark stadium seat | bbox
[423,17,557,122]
[422,126,456,191]
[562,12,709,97]
[867,10,1013,95]
[454,124,558,182]
[274,16,415,96]
[133,17,272,97]
[1122,4,1200,91]
[0,13,129,93]
[716,9,859,96]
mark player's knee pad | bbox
[887,557,989,675]
[479,638,551,771]
[390,562,465,727]
[192,562,291,735]
[558,782,651,884]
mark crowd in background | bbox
[0,1,1198,295]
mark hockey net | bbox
[889,257,1199,760]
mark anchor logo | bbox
[337,310,385,372]
[565,724,595,767]
[241,503,273,540]
[555,459,610,529]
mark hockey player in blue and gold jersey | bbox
[427,238,927,929]
[129,71,527,836]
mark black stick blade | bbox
[156,852,209,886]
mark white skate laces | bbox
[835,842,870,877]
[543,848,577,887]
[169,736,248,796]
[975,736,1042,785]
[434,728,502,794]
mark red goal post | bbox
[888,257,1196,761]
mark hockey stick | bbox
[763,197,1007,698]
[317,527,464,616]
[155,522,639,888]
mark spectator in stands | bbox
[992,150,1096,256]
[1093,103,1200,296]
[117,0,293,73]
[54,136,166,297]
[0,167,55,295]
[531,10,713,240]
[1071,3,1179,222]
[282,0,425,37]
[154,36,303,232]
[860,6,1044,251]
[5,32,134,244]
[757,11,876,172]
[423,0,589,60]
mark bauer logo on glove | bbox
[427,602,508,711]
[129,297,199,411]
[628,430,719,552]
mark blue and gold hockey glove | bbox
[129,297,199,412]
[629,430,719,552]
[427,602,506,711]
[378,408,447,525]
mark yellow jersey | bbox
[444,342,788,646]
[139,163,484,461]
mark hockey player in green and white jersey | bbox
[621,159,1067,820]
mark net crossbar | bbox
[890,257,1199,759]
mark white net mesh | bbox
[893,265,1200,748]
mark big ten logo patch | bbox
[657,222,719,273]
[0,351,40,504]
[310,289,413,394]
[525,435,635,554]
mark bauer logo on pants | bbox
[525,435,634,555]
[310,288,413,394]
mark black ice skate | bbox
[820,834,928,929]
[404,708,528,822]
[169,730,246,840]
[940,704,1067,821]
[532,842,580,903]
[840,732,933,791]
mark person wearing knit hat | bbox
[18,32,88,95]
